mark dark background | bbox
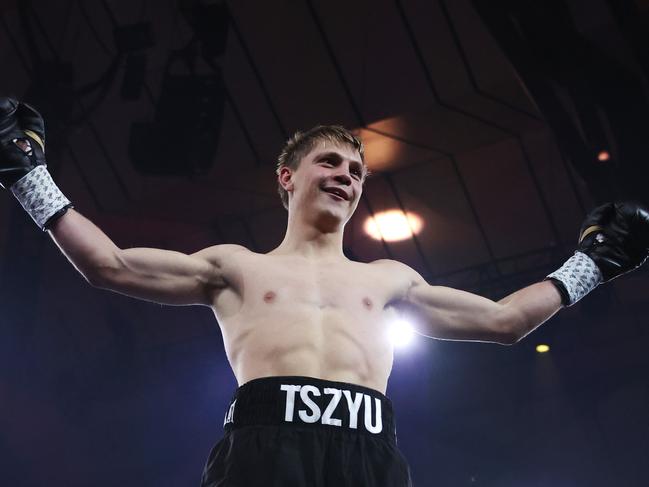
[1,0,648,485]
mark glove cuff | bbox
[10,165,73,231]
[545,251,603,306]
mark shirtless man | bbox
[1,97,648,486]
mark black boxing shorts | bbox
[200,376,413,487]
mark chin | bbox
[314,206,347,229]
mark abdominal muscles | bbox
[219,303,394,393]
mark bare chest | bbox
[211,254,405,390]
[214,254,400,319]
[248,258,384,311]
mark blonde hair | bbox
[275,125,365,210]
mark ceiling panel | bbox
[457,137,556,259]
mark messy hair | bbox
[275,125,365,210]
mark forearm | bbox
[497,281,563,342]
[47,208,120,283]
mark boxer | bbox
[1,97,647,486]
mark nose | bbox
[333,168,352,186]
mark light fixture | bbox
[364,210,423,242]
[536,344,550,353]
[388,319,415,348]
[597,150,610,162]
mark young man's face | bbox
[280,141,366,228]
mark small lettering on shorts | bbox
[223,399,236,426]
[280,384,383,434]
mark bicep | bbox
[92,245,229,307]
[397,282,519,344]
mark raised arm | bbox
[387,261,562,345]
[0,97,236,307]
[387,201,649,345]
[48,209,236,306]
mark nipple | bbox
[362,297,373,310]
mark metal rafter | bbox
[437,0,542,121]
[28,2,132,201]
[395,0,563,263]
[228,9,289,140]
[0,9,104,210]
[436,0,569,244]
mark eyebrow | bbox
[315,151,366,174]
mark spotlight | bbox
[364,210,423,242]
[536,344,550,353]
[388,319,415,348]
[597,150,610,162]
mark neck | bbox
[273,209,346,259]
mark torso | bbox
[208,247,415,394]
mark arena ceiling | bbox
[0,0,590,285]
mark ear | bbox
[278,165,295,193]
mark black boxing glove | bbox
[578,202,649,281]
[0,97,73,230]
[0,98,47,187]
[546,201,649,306]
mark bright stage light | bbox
[597,150,610,162]
[364,210,423,242]
[536,344,550,353]
[389,319,415,348]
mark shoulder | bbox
[192,244,251,265]
[368,258,426,285]
[365,259,427,303]
[369,258,419,275]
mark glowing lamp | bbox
[388,319,415,348]
[364,210,423,242]
[597,150,610,162]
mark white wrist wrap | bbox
[546,251,603,306]
[10,165,72,230]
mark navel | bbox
[263,291,276,303]
[362,297,373,310]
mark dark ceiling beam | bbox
[222,86,264,166]
[304,0,366,127]
[0,13,33,78]
[27,2,132,202]
[228,10,288,140]
[395,0,562,254]
[201,55,263,166]
[58,0,75,53]
[606,0,649,79]
[395,0,561,250]
[0,9,104,211]
[471,0,649,206]
[437,0,542,121]
[557,151,588,215]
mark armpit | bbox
[371,259,425,308]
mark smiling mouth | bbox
[322,189,347,201]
